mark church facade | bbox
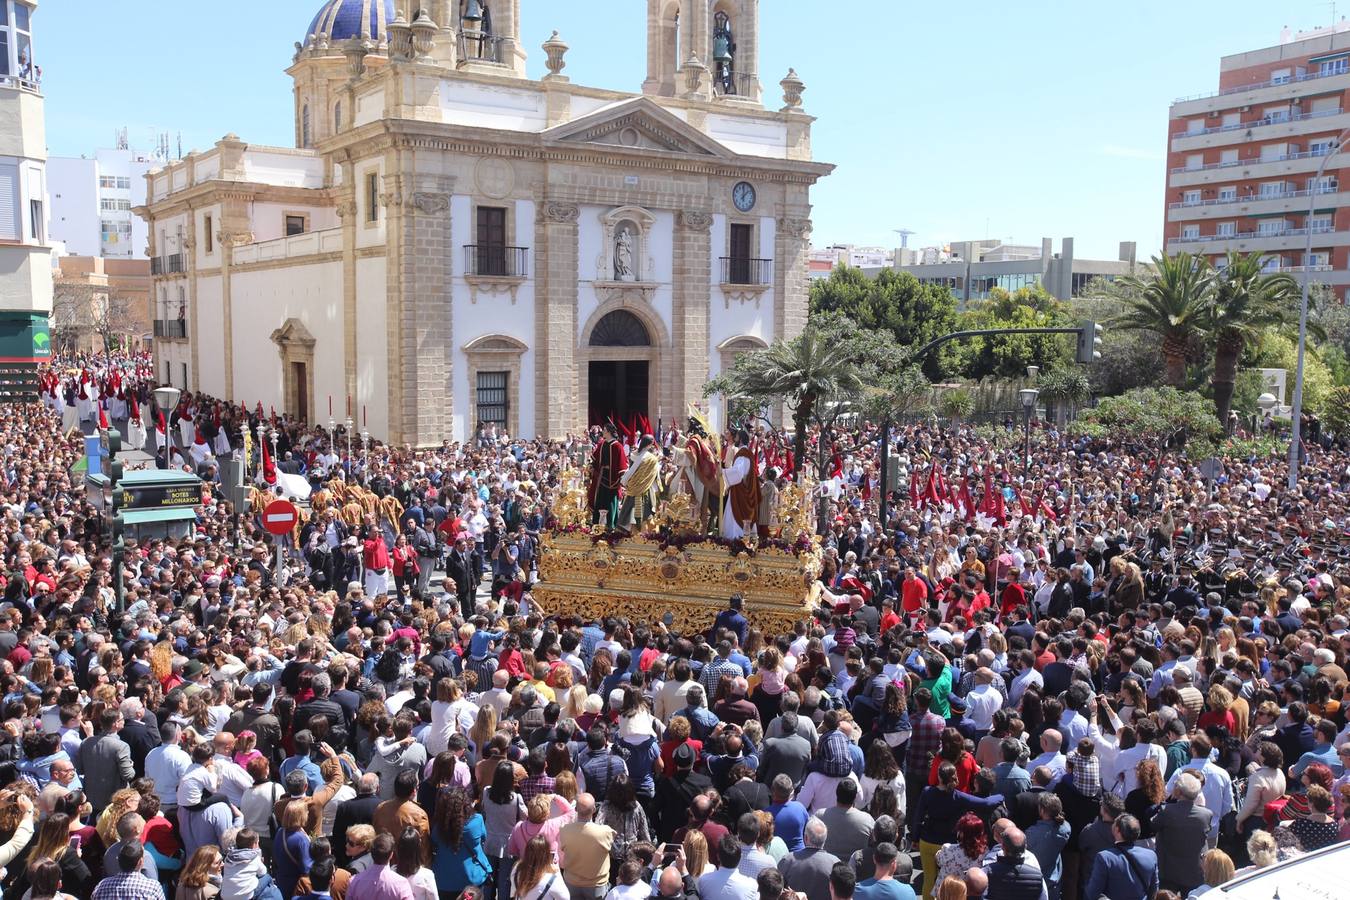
[139,0,831,445]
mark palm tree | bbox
[714,327,865,482]
[1209,251,1300,427]
[1111,252,1214,387]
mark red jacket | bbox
[363,536,390,571]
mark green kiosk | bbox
[86,469,203,541]
[0,312,52,402]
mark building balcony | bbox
[1170,108,1348,153]
[150,253,185,275]
[463,245,528,278]
[1166,188,1346,221]
[153,319,188,339]
[720,256,773,285]
[0,74,41,95]
[1171,68,1350,117]
[1166,225,1348,255]
[1168,149,1343,187]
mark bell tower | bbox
[643,1,759,102]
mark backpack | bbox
[376,648,403,683]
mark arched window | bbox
[333,101,342,133]
[589,310,651,347]
[302,104,311,148]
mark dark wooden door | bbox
[729,223,753,283]
[476,206,507,275]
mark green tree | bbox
[1322,385,1350,436]
[1037,368,1092,424]
[1109,252,1214,388]
[937,387,975,425]
[1209,252,1300,427]
[704,315,870,481]
[953,286,1075,380]
[1075,386,1225,460]
[810,266,959,378]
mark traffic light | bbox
[1076,321,1103,364]
[110,486,127,551]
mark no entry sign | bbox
[263,498,299,535]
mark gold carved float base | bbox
[533,532,823,636]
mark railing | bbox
[1173,106,1344,138]
[0,74,41,94]
[154,320,188,339]
[458,33,505,64]
[720,256,773,285]
[1275,264,1334,272]
[1170,146,1336,174]
[151,253,185,275]
[1173,65,1349,104]
[463,245,528,278]
[712,71,759,99]
[1170,225,1336,244]
[1169,185,1340,209]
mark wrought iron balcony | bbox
[458,32,505,64]
[720,256,773,285]
[713,71,758,99]
[151,253,184,275]
[154,319,188,339]
[464,245,528,278]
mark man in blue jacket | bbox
[1084,814,1158,900]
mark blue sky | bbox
[34,1,1339,259]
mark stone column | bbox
[673,209,713,414]
[385,167,454,447]
[534,200,580,437]
[775,214,811,343]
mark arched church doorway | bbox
[587,309,651,427]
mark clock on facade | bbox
[732,181,756,212]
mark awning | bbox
[1307,52,1349,63]
[124,508,198,525]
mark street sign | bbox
[124,482,204,510]
[263,499,299,535]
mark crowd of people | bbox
[1,353,1348,900]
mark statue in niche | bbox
[614,226,636,281]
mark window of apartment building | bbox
[1213,255,1229,270]
[1222,112,1241,128]
[284,214,308,236]
[366,172,379,223]
[1309,95,1340,113]
[1305,251,1331,267]
[1216,222,1236,237]
[99,175,116,189]
[204,215,213,253]
[1310,214,1334,232]
[1259,255,1283,272]
[1182,189,1202,206]
[476,371,508,428]
[1264,105,1290,123]
[1220,148,1239,165]
[28,199,41,243]
[1319,56,1348,76]
[1310,138,1336,156]
[1260,143,1287,161]
[1271,67,1292,84]
[0,163,19,242]
[1218,185,1237,202]
[1259,181,1287,198]
[1309,174,1338,193]
[1186,119,1205,135]
[1185,153,1204,170]
[1257,218,1287,235]
[1182,224,1200,240]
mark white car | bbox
[1193,840,1350,900]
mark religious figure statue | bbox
[670,416,720,533]
[618,435,662,532]
[720,428,760,540]
[587,421,628,527]
[614,226,635,281]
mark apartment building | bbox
[1165,23,1350,297]
[48,147,156,258]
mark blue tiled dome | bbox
[305,0,397,45]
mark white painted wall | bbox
[355,256,389,440]
[229,260,344,420]
[195,204,222,270]
[514,198,537,439]
[575,205,675,346]
[438,80,547,131]
[705,114,790,159]
[47,157,99,257]
[194,275,224,397]
[249,201,339,243]
[242,152,325,189]
[354,159,386,250]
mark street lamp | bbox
[1020,388,1039,474]
[1256,392,1278,435]
[345,416,354,475]
[152,386,181,469]
[1289,126,1350,489]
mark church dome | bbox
[304,0,397,46]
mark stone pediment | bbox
[545,98,731,158]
